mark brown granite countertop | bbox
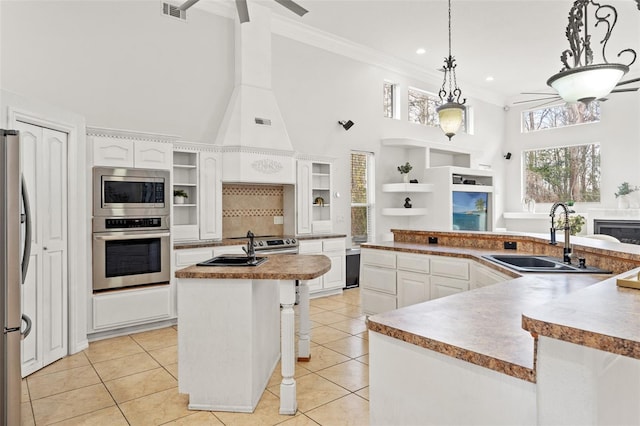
[364,235,638,382]
[174,234,347,250]
[522,270,640,360]
[175,254,331,281]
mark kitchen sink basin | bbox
[196,256,268,267]
[482,254,611,274]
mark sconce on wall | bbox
[338,120,354,131]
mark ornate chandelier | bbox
[437,0,466,141]
[547,0,640,103]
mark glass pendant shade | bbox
[437,102,465,140]
[547,63,628,103]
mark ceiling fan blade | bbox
[520,92,558,95]
[512,96,561,105]
[274,0,309,17]
[610,88,639,93]
[530,98,565,109]
[616,77,640,87]
[177,0,200,11]
[235,0,250,22]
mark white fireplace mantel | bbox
[586,209,640,234]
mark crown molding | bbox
[86,126,179,143]
[196,2,504,106]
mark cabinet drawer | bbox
[299,240,323,254]
[361,265,396,294]
[430,275,469,292]
[397,253,430,273]
[322,238,345,252]
[361,249,396,268]
[361,289,397,315]
[93,286,171,330]
[212,245,244,256]
[431,258,469,280]
[175,248,214,268]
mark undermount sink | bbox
[196,256,268,267]
[482,254,611,274]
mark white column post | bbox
[297,280,311,361]
[279,279,297,415]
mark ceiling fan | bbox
[515,78,640,108]
[177,0,308,23]
[515,0,640,108]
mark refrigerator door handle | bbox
[21,174,32,284]
[21,314,32,339]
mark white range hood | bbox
[216,4,295,184]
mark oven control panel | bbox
[105,217,163,229]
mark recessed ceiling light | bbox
[416,48,426,55]
[485,76,495,82]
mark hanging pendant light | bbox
[437,0,466,141]
[547,0,638,104]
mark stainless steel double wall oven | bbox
[92,167,171,291]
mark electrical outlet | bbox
[504,241,517,250]
[274,216,284,225]
[428,237,438,244]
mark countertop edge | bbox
[368,320,536,382]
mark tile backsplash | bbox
[222,184,284,238]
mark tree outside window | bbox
[522,102,600,132]
[351,151,374,244]
[523,143,601,203]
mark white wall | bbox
[1,1,505,245]
[0,1,234,142]
[272,35,506,241]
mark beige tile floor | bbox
[21,288,369,425]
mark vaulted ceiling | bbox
[233,0,640,106]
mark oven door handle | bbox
[93,231,170,241]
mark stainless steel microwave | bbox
[93,167,170,217]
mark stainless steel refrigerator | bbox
[1,129,32,425]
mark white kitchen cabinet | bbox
[321,239,345,291]
[471,263,511,290]
[92,135,172,170]
[92,286,171,330]
[430,257,470,300]
[296,159,333,235]
[396,252,430,308]
[360,248,397,315]
[172,151,199,241]
[17,121,68,376]
[198,151,222,240]
[298,238,345,296]
[397,270,430,307]
[172,146,222,242]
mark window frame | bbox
[521,101,601,133]
[350,151,375,245]
[521,142,601,204]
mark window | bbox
[383,81,399,119]
[351,151,375,244]
[523,143,601,203]
[522,101,601,133]
[408,87,467,131]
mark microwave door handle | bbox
[93,232,171,241]
[21,175,32,284]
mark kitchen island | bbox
[175,254,331,415]
[365,230,640,425]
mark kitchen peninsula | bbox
[365,230,640,425]
[175,254,330,415]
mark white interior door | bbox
[17,121,68,376]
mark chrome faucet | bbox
[549,202,573,264]
[242,230,257,264]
